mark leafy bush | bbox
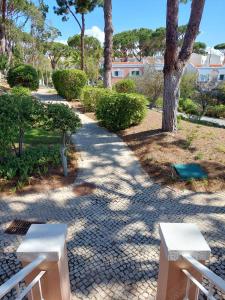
[96,92,148,131]
[0,146,61,183]
[7,64,39,90]
[207,104,225,118]
[0,94,44,157]
[80,86,111,112]
[11,86,31,96]
[154,97,163,108]
[45,103,81,134]
[179,98,199,115]
[52,69,87,100]
[114,79,136,94]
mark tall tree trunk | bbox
[162,0,205,132]
[0,0,6,55]
[103,0,113,89]
[51,59,57,70]
[162,70,183,131]
[80,13,85,71]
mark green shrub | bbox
[52,69,87,101]
[0,94,44,157]
[96,92,148,131]
[7,64,39,90]
[11,86,31,96]
[114,79,136,94]
[179,98,199,115]
[80,86,111,112]
[0,146,61,183]
[207,104,225,118]
[154,97,163,108]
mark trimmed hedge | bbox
[80,86,111,112]
[96,92,148,131]
[52,69,87,101]
[7,64,39,90]
[114,79,136,93]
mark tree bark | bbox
[103,0,113,89]
[0,0,6,55]
[80,13,85,71]
[162,0,205,132]
[51,59,57,70]
[162,70,183,131]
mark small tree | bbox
[180,73,197,99]
[54,0,101,70]
[135,67,163,107]
[195,80,218,117]
[44,41,71,70]
[68,34,102,81]
[0,94,44,157]
[45,103,81,176]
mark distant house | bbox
[110,48,225,84]
[111,62,144,84]
[187,49,225,83]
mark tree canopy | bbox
[113,26,203,61]
[214,43,225,51]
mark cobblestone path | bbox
[1,89,225,299]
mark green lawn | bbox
[24,128,60,146]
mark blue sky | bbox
[45,0,225,47]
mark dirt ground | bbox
[119,110,225,193]
[74,101,225,193]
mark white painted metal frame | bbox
[182,253,225,300]
[0,255,46,299]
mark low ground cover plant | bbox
[96,92,148,131]
[7,64,39,90]
[0,146,60,184]
[52,69,87,101]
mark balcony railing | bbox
[0,224,71,300]
[157,223,225,300]
[0,255,46,299]
[182,253,225,300]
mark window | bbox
[131,70,141,77]
[219,74,225,81]
[199,74,209,82]
[112,70,123,77]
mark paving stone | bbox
[0,89,225,299]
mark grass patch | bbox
[24,128,60,146]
